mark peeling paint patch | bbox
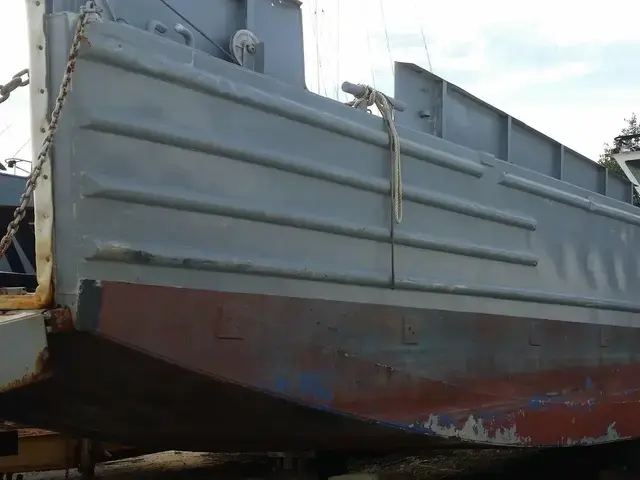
[406,409,632,447]
[413,414,532,446]
[566,422,623,446]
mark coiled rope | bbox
[347,85,403,224]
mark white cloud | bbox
[469,61,594,97]
[303,0,640,161]
[518,1,640,47]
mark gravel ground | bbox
[13,445,640,480]
[21,452,233,479]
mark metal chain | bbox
[0,69,30,105]
[0,5,97,259]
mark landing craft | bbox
[1,0,640,452]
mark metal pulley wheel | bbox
[229,29,259,67]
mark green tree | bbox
[598,113,640,205]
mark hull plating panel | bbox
[47,20,640,328]
[393,62,633,204]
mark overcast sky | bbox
[1,0,639,172]
[0,1,31,175]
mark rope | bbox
[347,85,403,224]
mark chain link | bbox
[0,5,98,259]
[0,69,30,105]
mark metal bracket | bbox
[341,81,407,112]
[402,316,419,345]
[229,29,264,72]
[214,303,246,340]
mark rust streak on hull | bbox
[91,281,640,448]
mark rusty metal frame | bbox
[0,431,74,474]
[0,0,54,310]
[0,307,71,396]
[0,421,136,475]
[0,431,133,475]
[0,311,50,393]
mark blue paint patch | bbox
[585,376,593,391]
[269,372,334,403]
[528,396,550,409]
[253,379,271,392]
[435,414,457,427]
[524,393,610,413]
[298,372,334,402]
[475,411,501,422]
[406,423,439,437]
[273,375,292,396]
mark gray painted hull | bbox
[52,19,640,327]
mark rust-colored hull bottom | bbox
[2,280,640,451]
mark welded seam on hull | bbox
[82,239,640,313]
[80,173,538,266]
[77,25,487,179]
[416,414,532,446]
[78,116,537,231]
